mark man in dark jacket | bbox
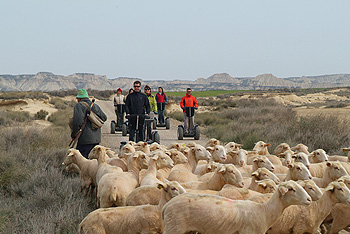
[71,89,107,158]
[125,81,150,142]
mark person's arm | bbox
[125,95,130,114]
[113,96,117,106]
[193,96,199,108]
[155,94,158,103]
[152,97,157,112]
[145,96,151,114]
[71,103,85,138]
[164,94,168,104]
[180,96,185,109]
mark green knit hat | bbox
[76,89,89,98]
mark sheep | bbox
[134,141,151,154]
[97,151,149,208]
[63,162,80,174]
[273,143,291,155]
[149,142,167,152]
[194,161,219,176]
[248,167,280,191]
[206,144,227,162]
[167,144,211,183]
[156,149,188,181]
[168,142,183,151]
[62,149,98,201]
[126,185,161,206]
[88,145,123,185]
[251,140,283,166]
[162,180,312,234]
[292,152,311,169]
[312,161,349,188]
[291,143,310,154]
[118,143,135,159]
[79,181,186,234]
[284,162,313,181]
[326,175,350,234]
[216,186,261,200]
[140,151,174,187]
[254,179,278,194]
[204,138,220,148]
[309,148,329,163]
[224,141,243,153]
[267,181,350,234]
[251,155,275,172]
[297,179,323,201]
[181,164,244,190]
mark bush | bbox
[48,109,73,127]
[34,109,49,120]
[0,91,49,100]
[0,111,31,126]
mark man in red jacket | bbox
[180,88,199,133]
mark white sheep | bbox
[251,140,283,166]
[118,143,136,159]
[291,143,310,154]
[292,152,311,169]
[267,181,350,234]
[140,151,174,187]
[284,162,312,181]
[273,143,291,155]
[248,167,280,190]
[88,145,123,185]
[312,161,349,188]
[162,180,312,234]
[204,138,220,148]
[297,179,323,201]
[97,151,149,208]
[125,185,161,206]
[279,149,294,167]
[195,161,219,176]
[79,181,186,234]
[206,144,227,162]
[62,149,98,201]
[181,164,244,190]
[224,141,243,153]
[309,148,329,163]
[134,141,151,154]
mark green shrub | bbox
[0,111,31,126]
[34,109,49,120]
[48,109,73,127]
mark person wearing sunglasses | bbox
[125,81,150,142]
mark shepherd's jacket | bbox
[71,98,107,145]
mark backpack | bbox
[81,101,105,129]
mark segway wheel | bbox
[153,132,160,144]
[165,118,170,129]
[194,126,200,140]
[121,124,127,136]
[110,121,116,134]
[177,126,184,140]
[153,119,157,129]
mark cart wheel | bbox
[165,118,170,129]
[110,121,116,134]
[177,126,183,140]
[122,124,127,136]
[194,126,200,140]
[153,132,160,144]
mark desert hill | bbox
[2,72,350,91]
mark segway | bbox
[154,102,170,129]
[145,112,161,144]
[110,104,125,134]
[177,107,200,140]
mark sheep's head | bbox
[106,149,116,158]
[217,164,244,188]
[192,145,211,161]
[287,162,312,181]
[278,181,312,206]
[251,168,280,184]
[205,138,220,148]
[167,149,187,165]
[273,143,291,155]
[205,161,219,173]
[310,149,328,163]
[135,142,150,154]
[237,149,248,166]
[169,142,182,151]
[253,141,270,155]
[342,148,350,161]
[88,145,109,161]
[225,142,243,152]
[279,149,294,166]
[337,175,350,189]
[326,161,348,180]
[152,151,174,169]
[131,151,149,170]
[120,144,136,158]
[291,143,309,154]
[253,156,275,172]
[297,180,323,201]
[157,181,186,202]
[325,181,350,205]
[63,149,78,166]
[292,152,310,169]
[256,179,277,194]
[207,145,227,162]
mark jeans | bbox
[77,143,98,159]
[183,113,195,133]
[128,116,145,142]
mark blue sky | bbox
[0,0,349,80]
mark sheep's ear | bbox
[152,154,158,160]
[132,153,139,158]
[236,144,243,147]
[251,171,259,177]
[288,164,294,169]
[253,158,259,163]
[291,154,297,159]
[279,185,289,195]
[257,181,267,188]
[265,143,271,147]
[165,151,171,156]
[337,177,345,183]
[326,162,332,167]
[157,183,166,190]
[325,182,335,192]
[218,167,226,173]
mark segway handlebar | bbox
[125,114,150,119]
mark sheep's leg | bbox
[89,185,95,204]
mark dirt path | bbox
[96,100,208,152]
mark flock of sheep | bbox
[62,139,350,234]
